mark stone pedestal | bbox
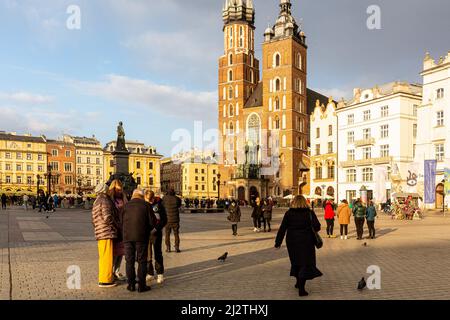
[112,151,130,174]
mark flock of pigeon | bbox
[217,246,370,291]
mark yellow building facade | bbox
[104,141,162,193]
[181,162,219,199]
[0,132,48,195]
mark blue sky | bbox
[0,0,449,156]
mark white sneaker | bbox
[340,236,344,240]
[146,274,154,282]
[114,272,127,281]
[253,228,257,232]
[344,236,348,240]
[256,228,261,233]
[156,274,164,284]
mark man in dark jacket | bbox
[162,189,182,253]
[145,190,168,284]
[122,189,155,293]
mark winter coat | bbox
[353,202,367,218]
[162,194,182,224]
[324,202,335,220]
[366,206,377,221]
[337,203,352,225]
[92,193,118,241]
[261,204,273,220]
[251,204,262,218]
[122,198,155,242]
[227,204,241,223]
[275,208,323,280]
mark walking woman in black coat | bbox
[275,195,323,297]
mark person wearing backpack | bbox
[145,190,167,284]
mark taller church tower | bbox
[261,0,309,196]
[218,0,260,197]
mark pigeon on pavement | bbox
[357,277,367,290]
[218,252,228,262]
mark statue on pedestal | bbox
[116,121,127,152]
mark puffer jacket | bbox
[92,193,118,240]
[227,204,241,223]
[163,194,182,224]
[353,202,367,218]
[366,206,377,221]
[324,202,335,219]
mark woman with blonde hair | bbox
[275,195,323,297]
[108,179,128,282]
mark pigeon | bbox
[357,277,367,290]
[218,252,228,262]
[363,242,367,247]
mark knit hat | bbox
[95,183,108,194]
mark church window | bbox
[228,70,233,82]
[275,116,280,130]
[274,97,280,111]
[275,78,281,92]
[274,53,281,67]
[229,54,233,65]
[228,87,233,100]
[229,104,234,117]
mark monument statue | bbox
[106,121,137,199]
[116,121,127,152]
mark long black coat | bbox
[275,208,323,280]
[122,198,155,242]
[251,204,262,218]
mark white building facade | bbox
[337,82,422,203]
[309,98,338,200]
[415,51,450,209]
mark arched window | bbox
[274,97,280,111]
[228,87,233,100]
[275,78,281,92]
[229,54,233,65]
[228,70,233,82]
[274,53,281,67]
[275,116,280,129]
[229,122,234,135]
[297,53,302,70]
[247,113,261,145]
[228,104,234,117]
[315,162,322,180]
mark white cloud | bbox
[76,74,217,121]
[313,87,352,101]
[0,104,98,138]
[0,92,55,104]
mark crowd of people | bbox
[92,181,182,292]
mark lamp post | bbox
[36,174,41,197]
[217,173,221,200]
[441,179,446,213]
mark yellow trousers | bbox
[98,239,113,284]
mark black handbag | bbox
[310,211,323,249]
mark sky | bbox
[0,0,449,156]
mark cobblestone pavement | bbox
[1,205,450,300]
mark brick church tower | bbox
[218,0,311,202]
[261,0,309,197]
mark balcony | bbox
[340,160,356,168]
[373,156,392,164]
[340,157,392,168]
[354,138,375,147]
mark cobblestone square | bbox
[1,206,450,300]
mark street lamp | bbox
[217,173,221,200]
[36,174,41,197]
